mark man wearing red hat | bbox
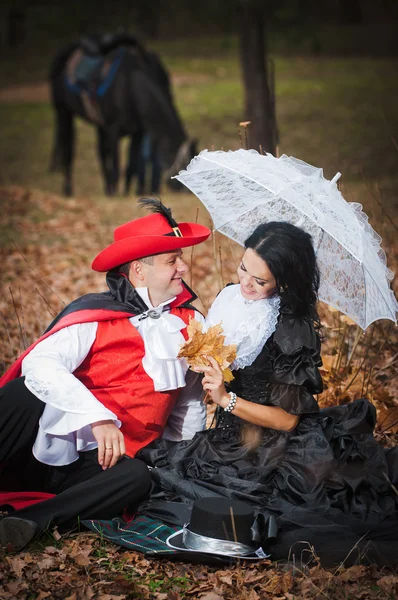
[0,199,211,551]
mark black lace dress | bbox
[138,309,398,566]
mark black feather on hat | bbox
[138,197,179,229]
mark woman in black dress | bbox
[139,222,398,566]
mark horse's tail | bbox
[49,42,79,81]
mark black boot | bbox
[0,517,38,552]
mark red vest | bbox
[74,306,194,457]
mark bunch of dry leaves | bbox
[178,319,237,383]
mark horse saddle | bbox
[66,33,142,93]
[64,33,149,124]
[64,39,126,124]
[66,47,122,97]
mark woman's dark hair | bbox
[244,221,320,325]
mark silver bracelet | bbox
[224,391,237,413]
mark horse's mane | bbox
[100,33,144,55]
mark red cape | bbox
[0,283,195,387]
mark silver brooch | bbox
[147,310,161,319]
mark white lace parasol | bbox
[174,149,397,330]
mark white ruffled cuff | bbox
[33,404,121,466]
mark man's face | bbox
[136,249,189,306]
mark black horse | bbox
[49,34,196,196]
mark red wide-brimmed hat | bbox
[92,212,211,272]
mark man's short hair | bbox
[113,255,154,276]
[114,261,132,276]
[139,256,154,266]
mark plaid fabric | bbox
[82,515,180,554]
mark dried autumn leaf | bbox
[180,318,207,359]
[179,319,237,378]
[222,367,234,383]
[338,564,367,581]
[377,407,398,433]
[377,574,398,593]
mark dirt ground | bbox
[0,82,50,103]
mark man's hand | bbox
[91,420,126,469]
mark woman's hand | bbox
[194,358,299,432]
[194,356,230,408]
[91,420,126,469]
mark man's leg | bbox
[0,452,151,550]
[0,377,45,464]
[0,377,46,491]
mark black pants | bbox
[0,377,151,531]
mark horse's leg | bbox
[49,104,64,172]
[108,129,120,197]
[137,134,148,195]
[125,137,135,195]
[54,105,75,196]
[151,140,162,194]
[131,132,153,195]
[63,111,75,197]
[97,128,112,195]
[136,155,146,195]
[125,131,143,196]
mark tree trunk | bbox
[238,2,277,154]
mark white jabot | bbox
[132,288,191,391]
[205,284,280,369]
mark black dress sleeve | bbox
[266,314,323,415]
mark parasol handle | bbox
[330,172,341,186]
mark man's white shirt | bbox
[22,290,205,466]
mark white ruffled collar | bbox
[131,288,188,392]
[134,287,176,313]
[205,284,280,369]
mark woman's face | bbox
[237,248,278,301]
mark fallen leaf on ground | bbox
[338,564,368,581]
[5,555,26,578]
[377,574,398,592]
